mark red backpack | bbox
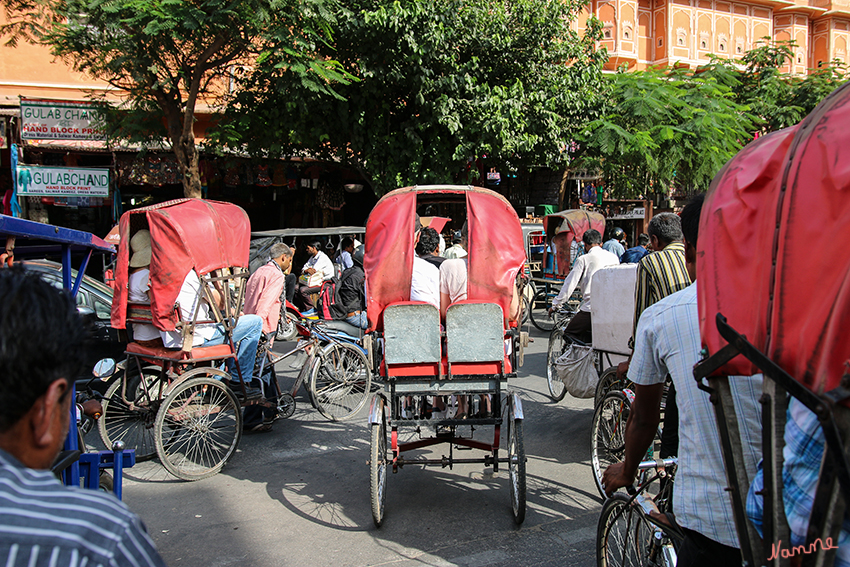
[316,276,345,320]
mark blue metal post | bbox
[112,441,125,500]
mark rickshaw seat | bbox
[445,301,510,376]
[383,301,441,367]
[125,341,235,365]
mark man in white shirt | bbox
[297,240,335,312]
[410,216,440,308]
[161,270,263,397]
[549,228,618,343]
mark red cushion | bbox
[126,342,234,362]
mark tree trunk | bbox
[176,134,203,199]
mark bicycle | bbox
[597,457,683,567]
[591,388,663,498]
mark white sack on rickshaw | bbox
[555,344,597,398]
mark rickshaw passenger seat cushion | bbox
[445,301,505,363]
[383,301,441,366]
[126,341,235,363]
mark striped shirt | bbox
[0,449,166,567]
[747,399,850,565]
[629,284,763,547]
[631,241,690,344]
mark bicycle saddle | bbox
[316,319,362,338]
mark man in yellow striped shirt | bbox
[620,212,691,457]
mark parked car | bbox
[21,259,126,390]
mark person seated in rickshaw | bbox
[161,270,263,398]
[411,216,440,309]
[439,222,521,418]
[297,240,335,314]
[126,230,162,348]
[416,227,445,270]
[338,246,367,329]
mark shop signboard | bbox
[20,98,105,141]
[15,165,109,197]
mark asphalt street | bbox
[94,323,605,567]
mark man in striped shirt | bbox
[619,212,691,458]
[0,267,166,567]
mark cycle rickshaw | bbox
[364,185,528,527]
[527,209,605,331]
[103,198,277,480]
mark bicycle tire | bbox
[591,390,631,499]
[310,341,371,421]
[508,417,527,524]
[597,492,656,567]
[529,289,555,332]
[594,366,633,408]
[370,402,388,527]
[98,365,162,461]
[546,329,567,401]
[154,372,242,481]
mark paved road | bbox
[101,324,604,567]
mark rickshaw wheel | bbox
[277,392,296,419]
[508,415,527,524]
[154,372,242,481]
[594,366,632,408]
[529,289,555,332]
[591,390,630,498]
[546,329,567,402]
[370,403,388,527]
[99,365,162,461]
[309,341,371,421]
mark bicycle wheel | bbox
[370,402,388,527]
[591,390,630,498]
[595,366,634,408]
[310,341,371,421]
[529,289,555,332]
[154,371,242,481]
[98,365,162,461]
[508,416,527,524]
[547,329,567,402]
[597,492,656,567]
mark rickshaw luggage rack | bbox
[693,81,850,567]
[363,185,529,528]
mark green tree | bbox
[2,0,351,198]
[574,66,755,197]
[213,0,607,196]
[717,39,847,133]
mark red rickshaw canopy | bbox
[111,198,251,331]
[698,81,850,395]
[543,210,606,276]
[364,186,525,331]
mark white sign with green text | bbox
[20,98,105,141]
[16,165,110,197]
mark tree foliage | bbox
[213,0,607,196]
[2,0,351,197]
[577,40,847,198]
[575,66,754,197]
